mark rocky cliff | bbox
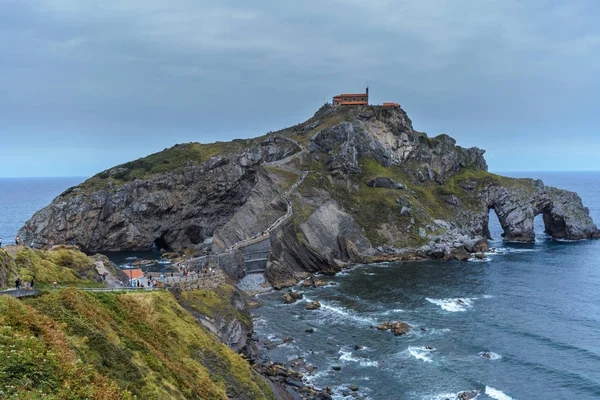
[19,104,599,287]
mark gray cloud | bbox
[1,0,599,176]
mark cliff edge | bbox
[18,104,599,287]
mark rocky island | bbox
[18,104,599,289]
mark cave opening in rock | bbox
[486,207,504,240]
[153,234,171,251]
[534,214,548,240]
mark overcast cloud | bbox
[1,0,599,176]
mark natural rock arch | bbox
[478,181,598,242]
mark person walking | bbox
[15,278,21,290]
[30,278,34,290]
[15,236,20,246]
[0,237,3,247]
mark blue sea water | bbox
[0,177,85,245]
[0,172,599,399]
[253,171,600,400]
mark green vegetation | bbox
[1,246,101,289]
[180,285,252,330]
[0,295,127,399]
[263,165,301,192]
[0,288,274,399]
[296,158,415,247]
[287,113,347,146]
[79,138,266,193]
[295,155,534,248]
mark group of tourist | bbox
[0,236,20,247]
[14,277,34,290]
[0,235,52,249]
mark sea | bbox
[1,172,599,399]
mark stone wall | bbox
[219,251,245,279]
[170,271,226,291]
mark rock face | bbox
[462,176,599,242]
[19,137,298,252]
[174,285,258,359]
[310,106,487,182]
[18,104,599,289]
[375,321,412,336]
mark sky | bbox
[1,0,599,177]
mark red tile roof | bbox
[125,268,144,280]
[383,102,400,107]
[340,101,368,105]
[335,94,368,98]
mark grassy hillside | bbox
[76,138,267,193]
[0,246,102,289]
[0,288,274,399]
[295,156,537,248]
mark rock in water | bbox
[305,301,321,310]
[282,291,302,304]
[376,321,412,336]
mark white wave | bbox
[485,386,514,400]
[339,349,359,362]
[407,346,434,363]
[301,368,328,384]
[426,391,480,400]
[482,294,494,299]
[338,349,379,367]
[421,328,451,336]
[554,238,585,243]
[359,360,379,367]
[306,298,378,325]
[380,308,405,315]
[505,248,536,253]
[426,297,474,312]
[365,272,376,276]
[479,351,502,360]
[468,257,490,262]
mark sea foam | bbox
[306,298,378,325]
[407,346,435,363]
[479,351,502,360]
[426,297,474,312]
[485,386,514,400]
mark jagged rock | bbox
[305,301,321,310]
[366,177,405,189]
[305,328,314,333]
[17,103,598,288]
[174,285,258,360]
[289,291,303,300]
[376,321,412,336]
[448,247,470,261]
[332,366,341,371]
[282,293,295,304]
[18,139,299,252]
[458,391,480,400]
[442,194,461,207]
